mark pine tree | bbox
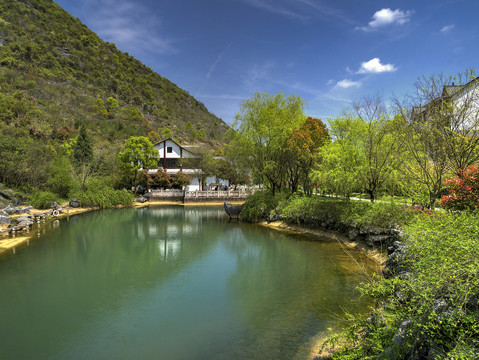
[73,125,93,166]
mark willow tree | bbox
[320,108,404,202]
[232,92,306,195]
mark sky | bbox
[54,0,479,124]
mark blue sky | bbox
[54,0,479,124]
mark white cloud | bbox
[440,24,455,34]
[357,8,413,31]
[336,79,361,89]
[357,58,397,74]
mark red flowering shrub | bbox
[440,166,479,211]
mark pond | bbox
[0,206,376,360]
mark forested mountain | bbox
[0,0,229,188]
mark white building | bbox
[412,76,479,132]
[150,138,229,191]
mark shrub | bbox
[441,166,479,211]
[241,190,290,222]
[31,190,58,209]
[321,212,479,359]
[70,183,133,208]
[278,196,415,230]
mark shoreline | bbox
[257,220,386,360]
[259,220,387,268]
[0,200,245,257]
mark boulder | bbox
[69,198,80,208]
[0,215,11,225]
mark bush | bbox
[241,190,290,222]
[278,196,415,230]
[31,190,58,209]
[441,166,479,211]
[70,183,133,208]
[321,212,479,359]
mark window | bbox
[159,158,180,169]
[167,146,173,153]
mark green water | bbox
[0,206,375,360]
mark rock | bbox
[50,201,59,209]
[392,319,411,347]
[69,198,80,208]
[0,189,13,200]
[3,205,17,215]
[427,341,447,359]
[367,234,392,246]
[136,196,148,203]
[347,228,359,241]
[0,215,11,225]
[431,298,448,315]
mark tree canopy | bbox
[117,137,158,189]
[232,92,307,194]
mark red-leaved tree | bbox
[284,117,330,195]
[441,165,479,211]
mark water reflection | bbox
[0,206,374,360]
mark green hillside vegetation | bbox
[0,0,228,195]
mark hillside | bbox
[0,0,230,188]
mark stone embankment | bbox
[0,204,72,256]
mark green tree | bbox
[73,125,93,166]
[316,140,362,197]
[322,105,405,202]
[106,96,119,117]
[233,92,306,195]
[160,127,173,139]
[147,130,161,144]
[48,150,74,198]
[181,147,216,188]
[117,136,158,190]
[72,125,94,190]
[94,98,108,118]
[171,172,191,189]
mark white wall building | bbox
[149,138,230,191]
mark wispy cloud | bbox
[242,0,358,25]
[242,61,276,89]
[206,52,225,81]
[357,58,397,74]
[356,8,413,31]
[298,0,358,26]
[242,0,308,20]
[440,24,455,34]
[82,0,177,56]
[335,79,362,89]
